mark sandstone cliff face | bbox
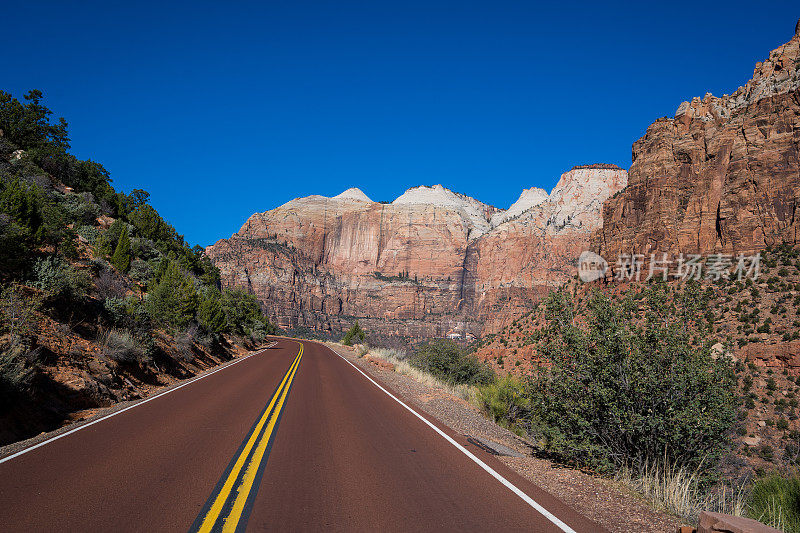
[207,167,626,338]
[592,23,800,262]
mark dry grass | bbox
[615,461,746,523]
[364,346,478,404]
[100,328,149,364]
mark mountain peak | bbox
[333,187,372,202]
[490,187,549,226]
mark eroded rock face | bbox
[206,166,627,338]
[592,24,800,263]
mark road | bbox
[0,339,606,532]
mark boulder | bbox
[697,511,781,533]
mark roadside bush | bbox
[528,286,737,475]
[248,320,273,343]
[174,324,200,362]
[747,474,800,532]
[218,287,271,336]
[100,328,150,364]
[410,339,494,385]
[478,375,531,435]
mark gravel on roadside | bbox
[327,342,682,533]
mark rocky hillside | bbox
[475,244,800,479]
[0,90,278,446]
[592,21,800,264]
[206,165,627,340]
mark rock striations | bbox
[206,166,627,338]
[592,22,800,263]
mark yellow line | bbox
[197,345,303,533]
[222,344,302,532]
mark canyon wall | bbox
[207,167,627,339]
[592,23,800,263]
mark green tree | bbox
[0,89,70,151]
[198,293,226,334]
[96,219,126,258]
[219,288,265,335]
[111,226,132,272]
[342,320,366,346]
[146,261,198,328]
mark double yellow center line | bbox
[191,344,303,532]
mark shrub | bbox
[218,287,272,336]
[248,320,273,343]
[127,258,152,284]
[0,283,40,340]
[174,324,199,362]
[0,340,41,408]
[747,474,800,532]
[410,339,494,385]
[100,328,150,364]
[94,267,127,300]
[478,375,530,435]
[102,296,128,325]
[342,320,366,346]
[526,287,737,475]
[30,256,89,303]
[75,224,100,244]
[758,444,774,462]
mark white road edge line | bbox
[329,346,578,533]
[0,342,278,465]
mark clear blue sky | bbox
[5,1,798,245]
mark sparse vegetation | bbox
[410,338,493,385]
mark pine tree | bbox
[198,294,225,333]
[146,261,197,327]
[342,320,366,346]
[111,225,131,272]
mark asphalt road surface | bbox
[0,339,607,532]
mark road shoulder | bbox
[326,342,681,533]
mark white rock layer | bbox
[333,188,373,202]
[490,187,549,227]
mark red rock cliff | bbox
[206,168,626,339]
[592,22,800,262]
